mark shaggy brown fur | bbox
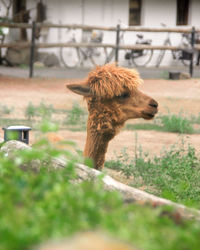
[86,64,142,98]
[67,64,158,170]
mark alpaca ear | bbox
[66,83,92,97]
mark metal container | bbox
[168,71,180,80]
[3,126,31,144]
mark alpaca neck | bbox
[83,99,125,170]
[84,127,114,170]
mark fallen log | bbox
[1,140,200,221]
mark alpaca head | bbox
[66,64,158,169]
[67,64,158,123]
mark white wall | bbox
[1,0,200,67]
[142,0,176,26]
[190,0,200,26]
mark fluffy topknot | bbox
[86,64,143,98]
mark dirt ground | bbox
[0,75,200,162]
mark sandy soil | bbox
[0,75,200,162]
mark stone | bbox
[37,52,60,67]
[5,47,38,66]
[179,72,191,79]
[35,231,134,250]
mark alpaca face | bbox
[67,83,158,124]
[113,88,158,122]
[66,64,158,124]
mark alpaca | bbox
[66,64,158,170]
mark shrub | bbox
[25,102,37,120]
[25,102,55,121]
[106,140,200,208]
[1,131,200,249]
[64,103,87,130]
[160,113,194,134]
[0,104,13,115]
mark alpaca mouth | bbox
[142,111,156,120]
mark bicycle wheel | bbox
[88,48,100,66]
[104,48,115,64]
[89,55,98,66]
[131,49,153,67]
[180,51,196,66]
[60,47,80,68]
[155,50,166,67]
[77,47,100,67]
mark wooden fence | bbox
[0,22,200,77]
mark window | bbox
[177,0,190,25]
[12,0,29,40]
[129,0,142,26]
[13,0,26,20]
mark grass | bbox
[160,70,170,79]
[126,112,196,134]
[126,122,164,132]
[105,138,200,209]
[1,101,200,248]
[160,113,194,133]
[1,102,199,134]
[25,102,55,120]
[190,112,200,124]
[24,101,87,131]
[1,125,200,250]
[63,102,88,131]
[0,104,13,116]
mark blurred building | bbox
[1,0,200,66]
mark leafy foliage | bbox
[64,102,87,130]
[0,104,13,115]
[160,113,194,134]
[0,131,200,249]
[126,112,195,134]
[25,102,55,120]
[106,140,200,208]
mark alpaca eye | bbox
[117,92,130,100]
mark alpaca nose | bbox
[149,99,158,108]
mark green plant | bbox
[160,70,169,79]
[37,102,55,119]
[64,102,87,129]
[19,64,28,69]
[25,102,37,120]
[105,147,134,177]
[1,131,200,249]
[25,102,55,121]
[106,139,200,208]
[137,142,200,207]
[37,119,59,133]
[125,111,198,134]
[160,113,194,134]
[0,104,13,115]
[191,112,200,124]
[125,122,163,132]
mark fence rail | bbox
[1,22,200,33]
[1,42,200,51]
[0,22,199,77]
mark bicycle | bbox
[104,30,125,64]
[178,33,200,66]
[59,29,103,68]
[124,34,153,66]
[104,31,153,67]
[155,23,199,67]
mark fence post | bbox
[29,21,36,78]
[115,24,120,66]
[189,26,195,77]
